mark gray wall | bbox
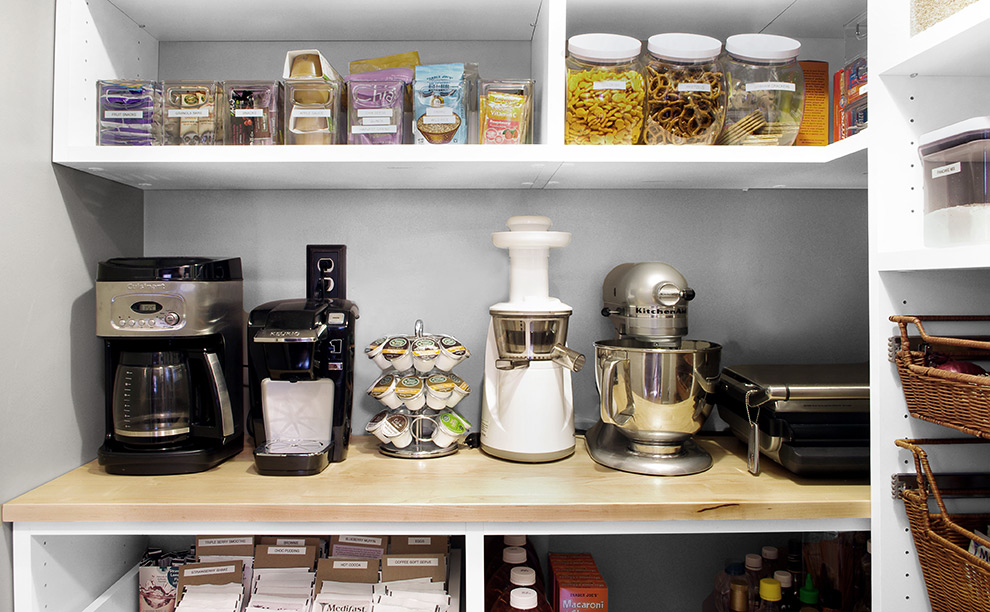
[0,2,143,611]
[145,188,868,433]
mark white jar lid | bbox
[725,33,801,62]
[510,588,539,610]
[568,33,642,62]
[647,33,722,62]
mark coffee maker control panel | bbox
[109,293,185,331]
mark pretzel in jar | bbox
[644,63,726,145]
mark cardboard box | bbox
[330,535,387,559]
[315,557,380,586]
[176,560,244,604]
[833,55,868,141]
[380,553,447,583]
[389,535,450,555]
[796,60,829,146]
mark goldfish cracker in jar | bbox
[565,33,645,145]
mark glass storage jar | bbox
[644,33,726,145]
[565,33,645,145]
[719,34,804,146]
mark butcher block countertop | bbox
[2,435,868,524]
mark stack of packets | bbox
[246,541,320,611]
[548,553,607,612]
[174,560,245,611]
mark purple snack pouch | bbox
[345,68,413,144]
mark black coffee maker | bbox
[96,257,244,475]
[248,297,358,475]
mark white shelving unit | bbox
[870,0,990,610]
[54,0,867,191]
[8,0,885,610]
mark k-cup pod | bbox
[365,409,391,443]
[382,414,412,448]
[435,336,470,371]
[425,374,455,410]
[394,375,426,411]
[368,373,402,409]
[411,337,441,373]
[444,410,472,441]
[432,411,468,448]
[366,336,391,370]
[382,336,413,372]
[445,372,472,407]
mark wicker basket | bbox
[896,438,990,612]
[891,315,990,438]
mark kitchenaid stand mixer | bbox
[481,216,585,462]
[588,262,722,476]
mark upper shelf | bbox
[1,436,869,525]
[57,133,868,191]
[876,0,990,76]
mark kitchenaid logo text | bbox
[127,282,167,291]
[635,306,686,316]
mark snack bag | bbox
[413,63,467,145]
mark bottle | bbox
[745,553,764,610]
[756,578,782,612]
[773,570,797,612]
[786,539,803,592]
[503,535,542,579]
[491,567,543,612]
[798,574,820,612]
[729,579,750,612]
[486,547,544,612]
[714,561,747,612]
[851,539,871,612]
[761,546,780,579]
[493,587,552,612]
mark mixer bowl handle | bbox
[598,350,633,426]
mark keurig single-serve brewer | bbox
[248,297,358,475]
[96,257,244,475]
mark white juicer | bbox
[480,216,586,462]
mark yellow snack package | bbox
[479,80,534,144]
[349,51,421,75]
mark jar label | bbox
[358,108,394,117]
[168,108,210,117]
[592,80,628,91]
[105,110,143,118]
[678,83,711,93]
[352,125,398,134]
[932,162,961,179]
[744,81,796,92]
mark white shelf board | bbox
[55,132,868,190]
[877,0,990,76]
[875,242,990,272]
[108,0,544,42]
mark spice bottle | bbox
[756,578,783,612]
[494,587,552,612]
[644,33,726,145]
[729,580,750,612]
[719,34,804,146]
[491,570,551,612]
[486,547,545,612]
[565,33,645,145]
[744,553,764,609]
[798,574,820,612]
[714,561,746,612]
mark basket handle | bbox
[890,315,990,352]
[896,438,990,550]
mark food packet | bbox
[479,80,533,144]
[413,63,467,145]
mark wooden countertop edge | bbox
[1,500,870,524]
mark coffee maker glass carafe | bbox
[112,350,192,446]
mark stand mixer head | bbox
[480,216,585,463]
[588,262,721,476]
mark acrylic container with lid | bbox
[644,33,726,145]
[565,33,645,145]
[919,116,990,247]
[719,34,804,146]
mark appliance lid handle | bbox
[254,324,327,343]
[204,351,236,438]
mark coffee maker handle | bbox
[598,351,629,426]
[204,351,236,438]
